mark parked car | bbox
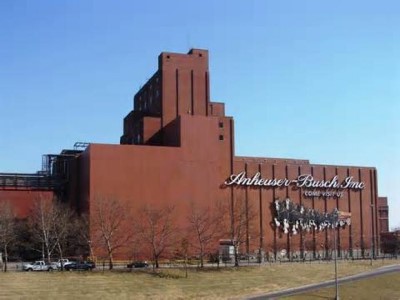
[55,259,74,269]
[127,261,149,268]
[22,261,57,272]
[64,261,95,271]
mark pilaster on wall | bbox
[159,49,209,128]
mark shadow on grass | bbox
[146,266,235,279]
[285,291,334,300]
[306,294,332,299]
[149,270,184,279]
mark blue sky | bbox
[1,1,399,228]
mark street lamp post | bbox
[334,228,339,300]
[370,204,375,265]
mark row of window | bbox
[219,120,224,141]
[136,76,161,113]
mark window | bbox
[219,135,224,141]
[138,96,142,111]
[219,121,224,128]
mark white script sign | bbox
[224,171,365,190]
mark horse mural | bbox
[274,198,351,234]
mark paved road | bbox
[246,264,400,300]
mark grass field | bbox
[1,260,399,299]
[284,272,400,300]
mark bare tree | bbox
[52,203,75,270]
[28,198,57,262]
[0,201,16,272]
[91,196,131,269]
[229,197,257,267]
[74,214,94,260]
[187,201,223,268]
[176,237,189,278]
[136,205,176,268]
[28,197,75,264]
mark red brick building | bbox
[0,49,388,260]
[378,197,389,233]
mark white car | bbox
[23,261,57,271]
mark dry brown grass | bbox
[0,260,398,299]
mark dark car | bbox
[64,261,96,271]
[127,261,149,268]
